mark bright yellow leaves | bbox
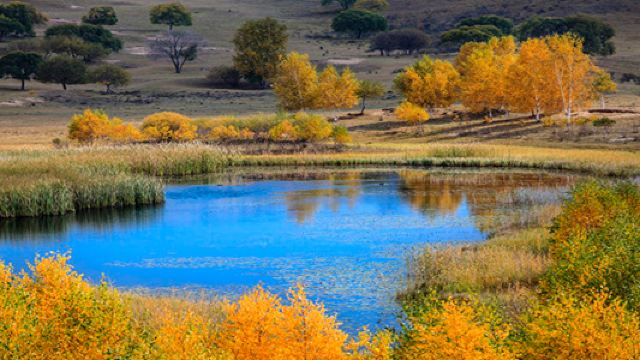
[395,55,460,109]
[0,254,144,359]
[395,101,429,125]
[68,109,144,143]
[142,112,198,142]
[523,292,640,359]
[273,52,319,111]
[68,110,353,145]
[506,38,561,120]
[274,52,360,111]
[396,298,514,360]
[546,34,597,121]
[455,36,516,117]
[217,285,351,360]
[396,34,606,122]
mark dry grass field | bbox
[0,0,639,149]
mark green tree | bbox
[45,24,122,52]
[516,15,616,56]
[0,52,42,90]
[42,35,109,63]
[331,9,387,38]
[89,64,131,93]
[36,56,87,90]
[0,1,47,37]
[356,79,384,114]
[0,14,24,41]
[233,17,288,88]
[457,15,513,35]
[82,6,118,26]
[150,3,192,30]
[440,25,502,46]
[321,0,357,11]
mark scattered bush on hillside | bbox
[331,9,387,39]
[457,15,514,35]
[45,24,122,52]
[82,6,118,26]
[206,65,241,88]
[370,29,429,55]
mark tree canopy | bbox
[0,1,47,37]
[370,29,428,55]
[233,17,288,87]
[457,15,514,35]
[331,9,387,38]
[148,30,204,74]
[89,64,131,93]
[441,24,502,47]
[516,15,615,56]
[82,6,118,26]
[149,3,192,30]
[36,56,87,90]
[0,15,24,41]
[45,24,122,52]
[0,52,42,90]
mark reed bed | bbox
[1,142,638,217]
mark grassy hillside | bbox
[0,0,639,148]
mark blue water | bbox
[0,169,574,332]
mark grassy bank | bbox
[1,143,639,217]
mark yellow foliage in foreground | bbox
[397,298,514,360]
[0,255,388,360]
[523,292,640,359]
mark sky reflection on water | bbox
[0,168,576,332]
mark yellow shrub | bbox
[142,112,197,142]
[332,125,352,145]
[395,101,429,125]
[68,109,115,142]
[268,120,299,141]
[396,298,514,360]
[292,112,333,142]
[522,292,640,359]
[109,122,145,143]
[209,125,254,141]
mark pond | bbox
[0,168,577,332]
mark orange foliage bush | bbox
[68,109,143,143]
[208,125,254,141]
[268,119,299,141]
[142,112,197,142]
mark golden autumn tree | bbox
[273,52,319,111]
[456,37,517,119]
[592,68,617,109]
[394,56,460,112]
[316,65,360,110]
[141,112,197,142]
[506,38,561,120]
[395,298,514,360]
[546,34,596,121]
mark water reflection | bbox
[0,205,163,244]
[0,168,578,333]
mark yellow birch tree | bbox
[273,52,319,111]
[546,34,596,122]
